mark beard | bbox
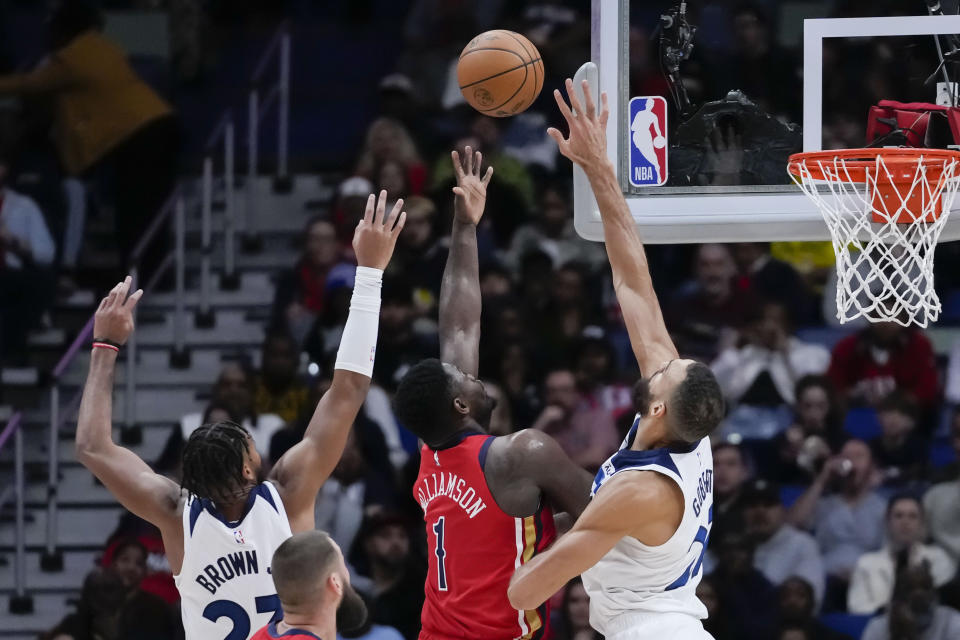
[633,377,652,416]
[472,394,498,431]
[336,583,369,634]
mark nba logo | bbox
[234,530,245,544]
[628,96,668,187]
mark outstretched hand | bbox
[451,145,493,225]
[547,78,610,169]
[94,276,143,345]
[353,190,406,270]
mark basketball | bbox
[457,30,544,117]
[653,136,666,149]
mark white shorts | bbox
[601,612,714,640]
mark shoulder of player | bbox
[487,429,561,470]
[594,469,683,515]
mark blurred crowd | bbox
[2,1,958,640]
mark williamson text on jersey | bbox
[417,471,487,518]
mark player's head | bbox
[394,358,496,446]
[271,530,368,633]
[633,359,724,444]
[180,422,262,505]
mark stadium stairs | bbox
[0,172,338,638]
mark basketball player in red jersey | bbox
[251,530,368,640]
[392,148,594,640]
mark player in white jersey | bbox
[75,190,406,639]
[507,79,725,639]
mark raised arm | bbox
[75,278,184,568]
[439,147,493,376]
[507,470,681,610]
[270,191,405,533]
[548,80,678,375]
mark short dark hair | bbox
[668,363,725,442]
[394,359,456,445]
[181,422,252,504]
[886,492,923,518]
[877,390,919,423]
[272,530,338,608]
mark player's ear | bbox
[329,572,343,596]
[650,399,666,419]
[453,396,470,416]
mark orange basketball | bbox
[457,30,544,117]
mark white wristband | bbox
[334,266,383,377]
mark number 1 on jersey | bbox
[433,517,448,591]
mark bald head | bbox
[272,531,340,609]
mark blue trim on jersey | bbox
[266,621,324,639]
[429,428,485,451]
[197,483,276,529]
[477,435,495,470]
[592,438,700,495]
[188,497,204,536]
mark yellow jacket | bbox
[0,31,173,175]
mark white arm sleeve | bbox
[334,266,383,377]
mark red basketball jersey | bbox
[415,433,555,640]
[251,622,322,640]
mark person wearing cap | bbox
[743,479,826,607]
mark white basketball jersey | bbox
[175,482,293,640]
[582,416,713,634]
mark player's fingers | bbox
[481,165,494,186]
[565,78,585,118]
[553,89,574,125]
[546,127,565,146]
[386,198,403,229]
[105,281,123,307]
[375,189,387,225]
[451,150,464,179]
[474,150,483,176]
[464,145,473,175]
[363,193,375,224]
[600,92,610,128]
[582,80,596,120]
[117,275,131,303]
[124,288,144,310]
[452,186,465,197]
[392,211,407,235]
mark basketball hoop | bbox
[788,148,960,327]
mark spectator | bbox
[871,392,928,487]
[713,442,751,540]
[778,577,852,640]
[333,176,376,248]
[572,327,633,421]
[254,331,311,423]
[179,363,285,457]
[488,339,540,429]
[861,561,960,640]
[105,513,178,606]
[712,301,830,439]
[374,158,412,202]
[773,376,845,484]
[0,2,179,284]
[535,262,602,359]
[372,276,438,392]
[385,195,447,305]
[732,243,813,323]
[338,593,405,640]
[0,151,56,365]
[271,216,352,345]
[302,263,361,365]
[665,244,757,361]
[931,408,960,483]
[709,530,779,639]
[530,368,620,470]
[505,181,606,275]
[354,513,426,640]
[925,447,960,563]
[849,494,956,614]
[44,540,178,640]
[828,322,939,415]
[696,575,732,640]
[356,117,427,196]
[743,480,826,606]
[483,382,515,437]
[554,577,602,640]
[313,426,398,560]
[788,439,886,607]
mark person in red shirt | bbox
[827,322,939,413]
[393,149,593,640]
[251,530,368,640]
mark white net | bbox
[790,151,960,327]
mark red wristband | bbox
[92,342,120,353]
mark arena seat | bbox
[929,438,957,468]
[819,612,874,639]
[844,407,882,440]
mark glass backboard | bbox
[573,0,960,243]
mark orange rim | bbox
[788,147,960,183]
